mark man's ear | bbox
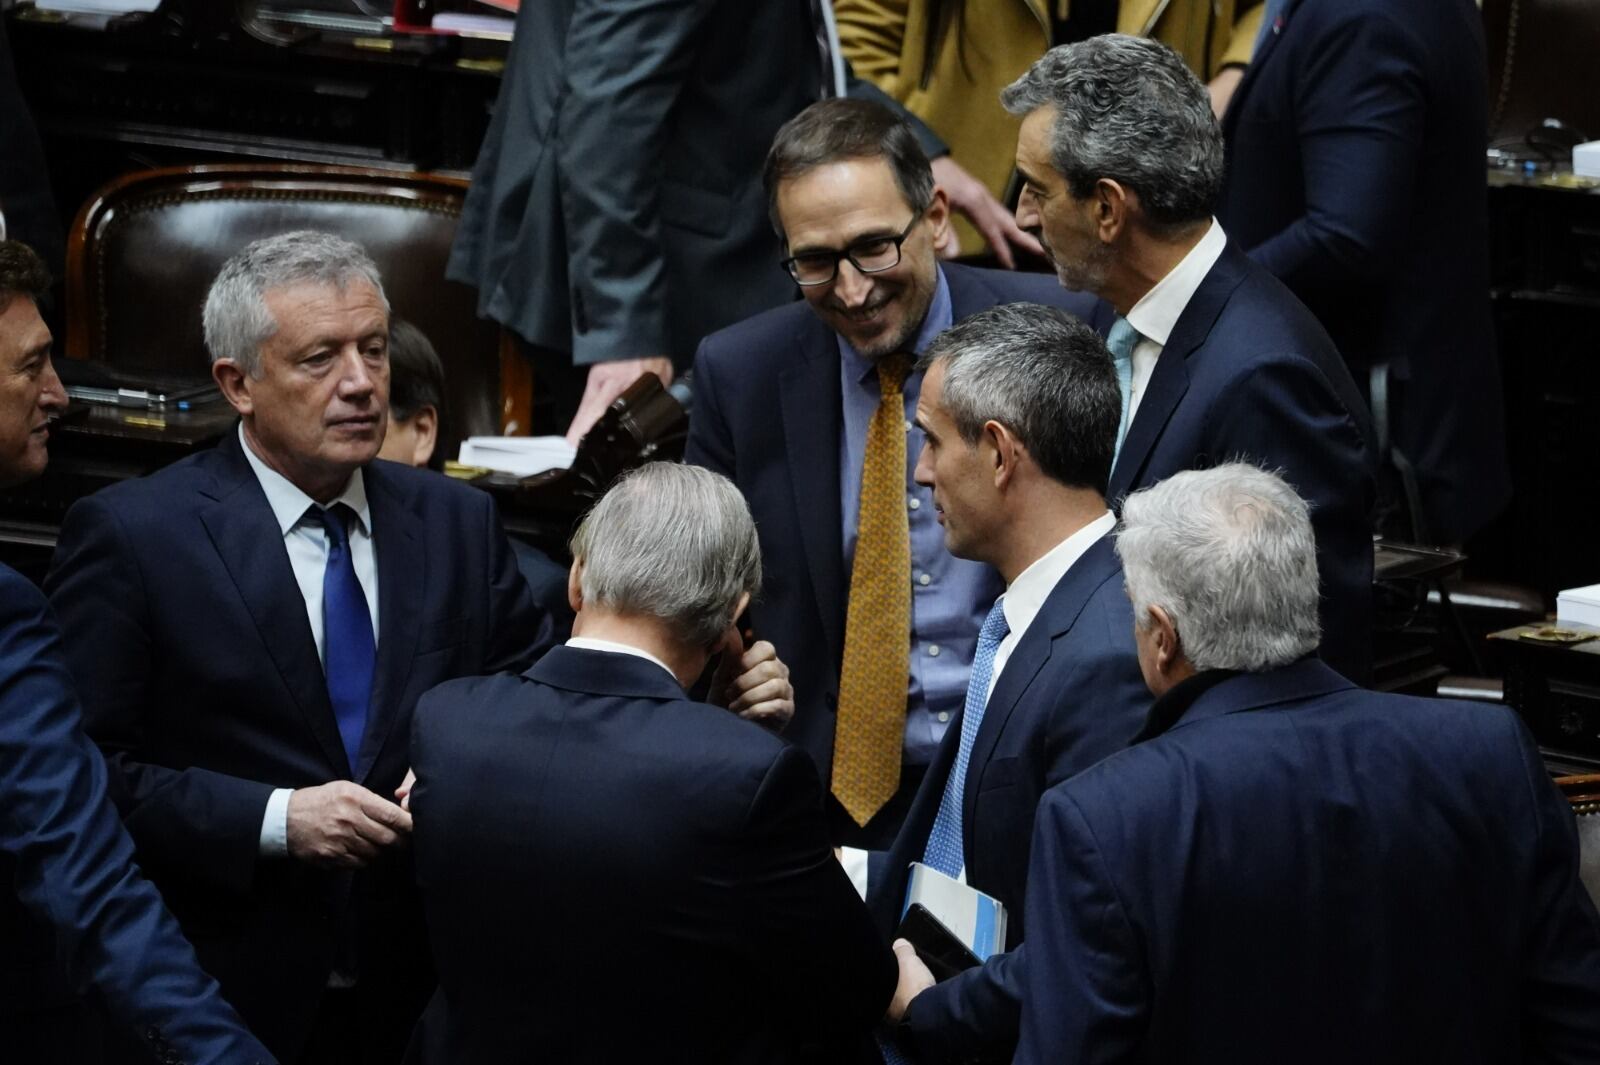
[923,186,952,250]
[731,590,751,626]
[984,419,1024,490]
[411,404,439,467]
[212,359,254,417]
[567,558,584,615]
[1094,177,1132,244]
[1148,603,1182,673]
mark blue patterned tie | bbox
[921,600,1010,878]
[1106,316,1139,472]
[1253,0,1288,54]
[315,504,374,773]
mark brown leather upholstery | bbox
[64,164,527,456]
[1557,775,1600,913]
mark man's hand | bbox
[930,155,1044,269]
[1208,66,1245,119]
[395,768,417,812]
[888,938,936,1023]
[565,357,674,446]
[707,627,794,732]
[286,781,413,870]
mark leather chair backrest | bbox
[1576,803,1600,914]
[65,164,516,457]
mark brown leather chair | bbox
[63,163,531,457]
[1557,774,1600,913]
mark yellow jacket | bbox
[837,0,1264,251]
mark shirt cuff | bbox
[259,787,292,858]
[840,845,870,900]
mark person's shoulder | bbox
[694,298,826,375]
[412,671,529,743]
[946,262,1089,307]
[367,458,492,518]
[60,447,225,537]
[0,562,48,628]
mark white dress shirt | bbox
[566,636,679,683]
[240,425,381,857]
[1123,218,1228,424]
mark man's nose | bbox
[833,258,874,307]
[337,348,377,396]
[39,356,67,415]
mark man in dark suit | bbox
[1217,0,1509,545]
[0,21,62,273]
[407,461,892,1063]
[687,98,1108,848]
[872,303,1149,1063]
[45,231,552,1064]
[1003,34,1376,683]
[1017,463,1600,1063]
[0,240,273,1063]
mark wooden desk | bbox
[1490,621,1600,774]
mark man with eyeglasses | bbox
[686,98,1109,849]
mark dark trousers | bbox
[827,762,929,850]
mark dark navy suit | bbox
[0,564,273,1064]
[1108,244,1376,683]
[407,646,895,1064]
[1018,659,1600,1064]
[43,429,551,1063]
[869,534,1150,1063]
[1217,0,1510,543]
[686,262,1109,794]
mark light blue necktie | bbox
[314,504,374,774]
[1253,0,1288,55]
[1107,316,1139,472]
[920,600,1010,878]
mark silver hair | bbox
[202,230,389,376]
[1115,463,1322,672]
[1001,34,1223,233]
[570,462,763,648]
[917,303,1119,493]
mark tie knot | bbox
[876,353,914,395]
[312,503,354,549]
[1107,317,1140,363]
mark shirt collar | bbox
[838,265,954,386]
[1125,219,1227,348]
[999,510,1117,639]
[238,422,370,538]
[565,636,679,684]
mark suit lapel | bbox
[780,322,847,670]
[960,535,1120,834]
[358,463,424,783]
[198,435,349,776]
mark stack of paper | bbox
[1557,584,1600,628]
[457,436,575,478]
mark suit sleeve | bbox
[555,0,717,366]
[738,744,896,1043]
[0,570,276,1065]
[683,337,737,477]
[834,0,908,87]
[1511,718,1600,1061]
[478,490,556,672]
[1014,787,1147,1065]
[45,495,275,895]
[1241,11,1424,286]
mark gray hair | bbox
[1116,464,1321,672]
[917,303,1119,494]
[202,230,389,376]
[570,463,762,648]
[1001,34,1222,233]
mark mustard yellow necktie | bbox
[832,353,914,826]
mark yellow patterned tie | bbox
[832,353,914,826]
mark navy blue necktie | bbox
[315,504,374,773]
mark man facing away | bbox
[407,462,895,1063]
[1018,464,1600,1064]
[871,303,1150,1063]
[45,230,553,1064]
[687,97,1109,848]
[1004,34,1376,683]
[0,239,274,1063]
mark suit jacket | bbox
[43,429,551,1062]
[868,534,1150,1063]
[1108,243,1376,683]
[1016,659,1600,1064]
[0,564,274,1064]
[0,18,63,273]
[407,646,896,1064]
[686,262,1110,787]
[1217,0,1510,543]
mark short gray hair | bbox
[917,303,1119,494]
[1116,464,1321,672]
[202,230,388,376]
[570,463,762,648]
[1001,35,1222,233]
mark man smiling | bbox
[687,99,1108,847]
[45,230,553,1064]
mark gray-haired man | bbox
[406,462,893,1063]
[45,229,554,1063]
[1005,34,1376,684]
[1018,464,1600,1063]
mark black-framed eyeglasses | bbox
[779,215,921,286]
